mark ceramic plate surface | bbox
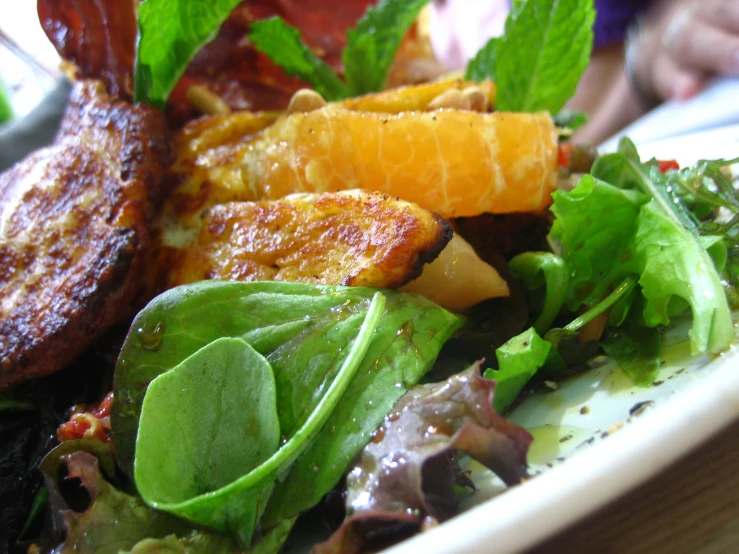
[379,125,739,554]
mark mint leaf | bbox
[465,37,499,82]
[249,18,348,101]
[343,0,432,96]
[134,0,242,109]
[483,0,595,113]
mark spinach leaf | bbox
[135,293,385,544]
[343,0,432,96]
[484,327,554,412]
[469,0,595,113]
[112,281,462,538]
[248,18,349,101]
[508,252,570,333]
[135,338,281,507]
[134,0,242,109]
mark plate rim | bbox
[383,347,739,554]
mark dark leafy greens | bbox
[112,281,462,546]
[135,294,386,544]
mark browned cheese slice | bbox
[154,190,452,291]
[0,81,170,390]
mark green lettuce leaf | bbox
[484,327,557,412]
[112,281,462,542]
[248,18,349,101]
[343,0,432,96]
[551,176,733,356]
[134,0,242,109]
[550,175,647,308]
[468,0,595,113]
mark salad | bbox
[1,0,738,553]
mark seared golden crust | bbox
[0,81,170,390]
[159,191,452,290]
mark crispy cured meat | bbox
[0,81,170,390]
[154,191,452,291]
[38,0,433,124]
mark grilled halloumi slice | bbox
[0,81,170,390]
[154,191,452,290]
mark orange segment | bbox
[241,106,558,218]
[170,105,558,221]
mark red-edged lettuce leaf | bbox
[314,363,531,554]
[39,445,234,553]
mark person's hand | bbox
[629,0,739,105]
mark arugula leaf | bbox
[563,276,638,332]
[249,18,349,101]
[508,252,570,334]
[135,338,281,509]
[485,327,553,412]
[134,0,242,109]
[469,0,595,113]
[343,0,432,96]
[112,281,462,541]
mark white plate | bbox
[382,125,739,554]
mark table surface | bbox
[528,419,739,554]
